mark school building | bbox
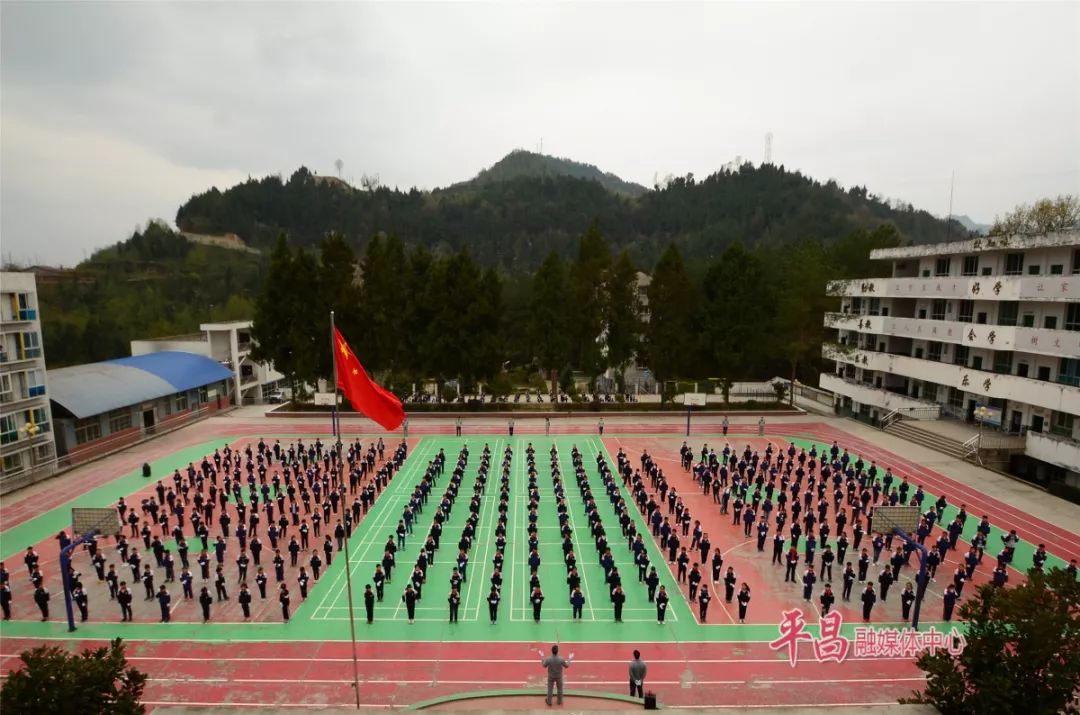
[821,229,1080,486]
[130,320,286,405]
[47,351,233,465]
[0,271,57,488]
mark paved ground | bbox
[1,410,1077,712]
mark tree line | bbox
[251,221,901,396]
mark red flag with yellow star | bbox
[332,327,405,430]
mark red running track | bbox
[0,638,925,710]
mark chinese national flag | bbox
[332,327,405,430]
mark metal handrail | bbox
[961,435,983,465]
[880,409,901,430]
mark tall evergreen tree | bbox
[529,251,572,390]
[771,240,832,399]
[701,241,771,380]
[643,243,700,384]
[252,235,302,390]
[603,250,641,370]
[570,220,613,378]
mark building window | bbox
[1045,315,1058,330]
[958,300,974,323]
[2,452,24,475]
[923,383,938,401]
[1050,264,1064,275]
[108,409,132,433]
[931,300,946,320]
[1037,366,1051,381]
[981,266,993,276]
[175,392,189,412]
[29,407,50,435]
[928,342,943,361]
[961,256,979,276]
[1022,313,1035,328]
[1027,264,1041,275]
[1017,362,1029,378]
[1059,358,1080,387]
[954,345,969,366]
[0,414,17,445]
[868,298,881,316]
[935,258,951,277]
[998,302,1019,327]
[972,355,983,370]
[15,293,36,321]
[948,387,963,409]
[1004,253,1024,275]
[26,369,44,397]
[1073,249,1080,274]
[18,331,41,360]
[1066,304,1080,331]
[1050,411,1075,438]
[199,386,209,404]
[993,351,1013,375]
[74,417,101,445]
[0,373,11,404]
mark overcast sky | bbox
[2,2,1078,266]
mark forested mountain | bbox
[32,221,263,367]
[176,155,966,272]
[444,149,649,197]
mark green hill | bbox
[445,149,649,197]
[175,155,966,272]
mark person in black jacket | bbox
[402,584,418,623]
[487,587,501,623]
[33,585,50,621]
[364,584,376,623]
[736,583,751,623]
[199,586,213,622]
[861,583,877,622]
[239,583,253,620]
[611,586,626,622]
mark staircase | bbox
[884,419,971,460]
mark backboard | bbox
[684,393,707,406]
[72,507,119,537]
[873,505,920,536]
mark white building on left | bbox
[0,272,57,485]
[131,320,286,405]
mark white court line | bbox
[130,676,929,686]
[0,653,920,664]
[553,441,598,622]
[468,438,501,621]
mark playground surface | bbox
[1,414,1077,710]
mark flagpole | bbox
[332,310,363,710]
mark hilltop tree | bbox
[771,240,832,400]
[569,220,613,378]
[903,567,1080,715]
[991,194,1080,235]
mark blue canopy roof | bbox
[49,351,233,418]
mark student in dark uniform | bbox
[711,549,724,581]
[156,584,172,622]
[570,587,585,619]
[255,568,268,598]
[784,548,799,582]
[656,585,669,623]
[373,566,386,601]
[279,584,291,622]
[33,585,50,621]
[117,582,134,621]
[736,583,751,623]
[723,567,737,602]
[239,583,253,620]
[942,585,958,622]
[878,568,894,602]
[802,566,817,601]
[819,584,835,615]
[402,584,418,623]
[215,566,229,601]
[0,583,11,620]
[860,583,877,622]
[180,568,194,600]
[611,585,626,622]
[487,587,501,624]
[531,586,545,622]
[840,562,857,600]
[199,587,213,622]
[364,584,376,623]
[447,588,460,623]
[645,567,660,602]
[73,586,89,622]
[697,585,711,622]
[900,582,915,621]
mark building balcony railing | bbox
[822,343,1080,415]
[818,372,941,413]
[824,312,1080,359]
[1025,430,1080,472]
[827,275,1080,302]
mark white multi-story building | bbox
[0,272,57,483]
[820,230,1080,482]
[131,320,285,405]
